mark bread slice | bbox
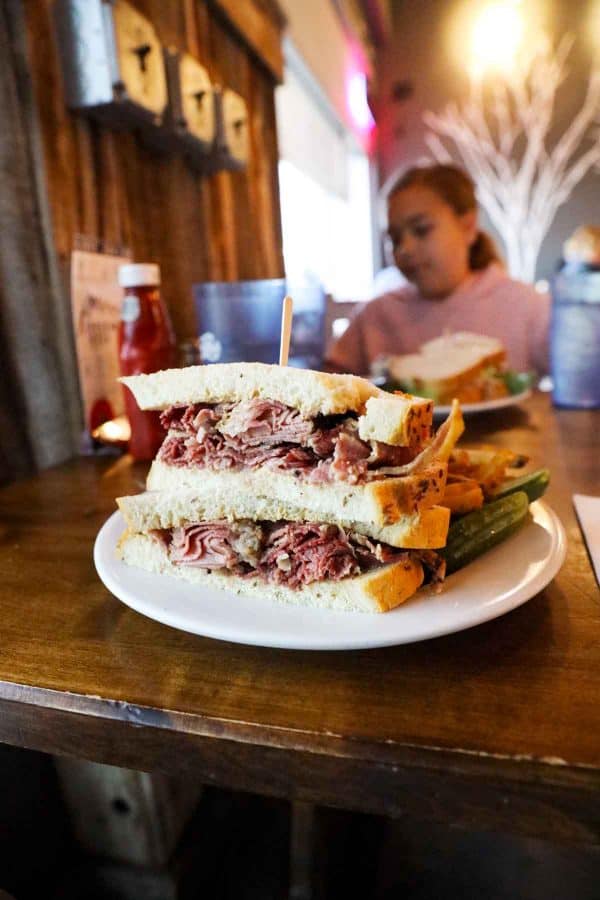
[146,459,448,524]
[388,333,507,403]
[117,488,450,549]
[358,394,433,446]
[420,332,505,367]
[120,362,381,418]
[120,362,433,446]
[117,530,425,614]
[388,353,485,400]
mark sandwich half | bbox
[386,332,509,405]
[117,363,463,613]
[121,362,464,525]
[117,486,449,614]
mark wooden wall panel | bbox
[24,0,285,344]
[209,0,284,81]
[248,61,285,277]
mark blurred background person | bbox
[325,164,550,375]
[370,233,407,297]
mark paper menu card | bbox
[70,250,129,432]
[573,494,600,587]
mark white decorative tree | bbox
[423,34,600,282]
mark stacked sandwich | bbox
[116,363,464,613]
[386,332,509,405]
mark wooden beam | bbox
[3,699,600,847]
[209,0,286,82]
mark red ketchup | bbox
[118,263,177,460]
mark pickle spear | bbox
[492,468,550,504]
[441,492,530,575]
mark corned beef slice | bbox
[157,518,443,589]
[170,523,239,568]
[170,521,263,569]
[218,399,313,446]
[158,399,423,484]
[257,522,359,588]
[330,431,370,483]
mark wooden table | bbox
[0,393,598,845]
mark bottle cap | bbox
[118,263,161,288]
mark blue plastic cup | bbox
[550,262,600,409]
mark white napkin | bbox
[573,494,600,585]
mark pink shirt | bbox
[326,264,550,375]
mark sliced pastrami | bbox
[162,518,435,590]
[158,398,425,486]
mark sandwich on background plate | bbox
[385,332,510,405]
[116,363,464,613]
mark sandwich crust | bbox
[358,394,433,446]
[121,362,381,418]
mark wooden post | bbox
[0,1,81,480]
[54,758,203,867]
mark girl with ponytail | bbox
[326,164,550,376]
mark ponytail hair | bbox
[469,230,501,270]
[388,164,503,271]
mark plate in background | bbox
[433,389,532,417]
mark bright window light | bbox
[278,157,374,301]
[332,317,350,338]
[470,1,524,79]
[276,51,376,301]
[346,71,375,133]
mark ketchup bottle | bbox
[118,263,177,460]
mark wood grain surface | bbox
[24,0,285,342]
[0,393,599,842]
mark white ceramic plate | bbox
[94,502,566,651]
[433,389,532,418]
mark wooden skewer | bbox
[279,294,293,366]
